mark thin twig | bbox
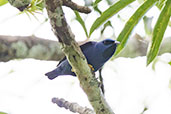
[62,0,91,14]
[52,97,95,114]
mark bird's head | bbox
[96,39,120,61]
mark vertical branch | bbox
[45,0,114,113]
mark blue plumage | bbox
[45,39,120,80]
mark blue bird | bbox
[45,39,120,80]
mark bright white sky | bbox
[0,1,171,114]
[0,54,171,114]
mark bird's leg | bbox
[88,64,104,94]
[88,64,104,92]
[99,68,105,94]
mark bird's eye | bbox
[103,40,113,45]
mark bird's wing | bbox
[80,41,96,51]
[57,56,66,66]
[57,41,96,67]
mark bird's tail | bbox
[45,69,61,80]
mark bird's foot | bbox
[88,64,95,71]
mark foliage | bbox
[147,0,171,65]
[74,11,88,38]
[89,0,135,37]
[143,16,153,36]
[0,112,7,114]
[28,0,44,14]
[88,0,170,65]
[169,61,171,66]
[0,0,8,6]
[21,0,44,20]
[84,0,171,65]
[114,0,157,56]
[0,0,44,19]
[0,0,171,65]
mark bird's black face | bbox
[102,39,115,45]
[97,39,119,62]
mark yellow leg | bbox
[88,64,95,71]
[71,64,94,72]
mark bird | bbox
[45,39,120,80]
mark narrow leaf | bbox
[0,112,7,114]
[0,0,8,6]
[106,0,113,5]
[74,11,88,38]
[168,61,171,66]
[114,0,158,56]
[156,0,166,10]
[94,6,102,14]
[147,0,171,65]
[93,0,102,14]
[101,21,113,35]
[169,20,171,27]
[143,16,153,35]
[93,0,102,7]
[89,0,135,37]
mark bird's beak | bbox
[115,41,120,45]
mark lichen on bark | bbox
[45,0,115,113]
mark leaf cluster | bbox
[0,0,170,65]
[80,0,171,65]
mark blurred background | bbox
[0,0,171,114]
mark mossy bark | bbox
[0,35,64,62]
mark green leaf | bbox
[169,20,171,27]
[114,0,158,56]
[152,58,159,70]
[143,16,153,36]
[106,0,113,5]
[29,0,44,12]
[16,0,44,20]
[169,61,171,66]
[93,0,102,7]
[89,0,135,37]
[147,0,171,65]
[156,0,166,10]
[93,0,102,14]
[137,0,145,4]
[74,11,88,38]
[0,0,8,6]
[101,21,113,35]
[117,14,126,22]
[0,112,7,114]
